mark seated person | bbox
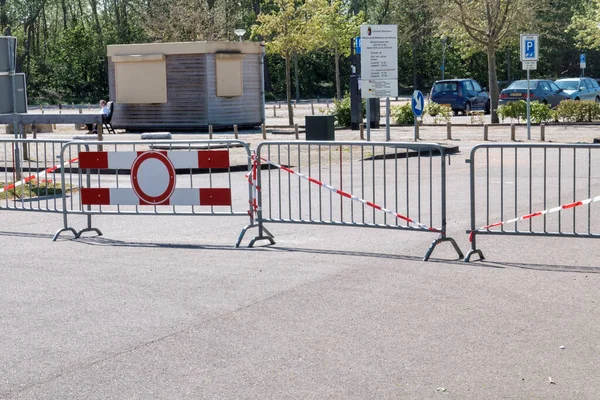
[86,100,110,134]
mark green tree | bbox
[311,0,363,100]
[252,0,320,124]
[437,0,544,123]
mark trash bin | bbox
[305,115,335,141]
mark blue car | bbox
[554,77,600,102]
[499,79,570,108]
[429,79,490,115]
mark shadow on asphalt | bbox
[2,230,598,273]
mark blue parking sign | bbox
[525,40,535,58]
[520,34,539,62]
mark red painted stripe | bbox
[79,152,108,169]
[396,213,412,222]
[523,211,542,219]
[308,177,323,186]
[139,199,170,206]
[198,150,230,169]
[562,201,583,209]
[337,190,352,199]
[199,188,232,206]
[81,188,110,205]
[483,222,503,229]
[366,201,381,210]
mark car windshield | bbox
[555,80,579,90]
[432,82,458,92]
[507,80,538,90]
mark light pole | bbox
[441,37,447,80]
[234,28,246,42]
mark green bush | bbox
[497,100,527,122]
[497,100,554,123]
[426,102,452,124]
[555,100,600,122]
[390,103,415,124]
[331,93,365,127]
[530,101,555,123]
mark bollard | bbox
[414,121,420,141]
[483,124,489,141]
[32,123,37,140]
[209,125,213,140]
[278,101,281,109]
[79,108,82,114]
[540,123,545,142]
[311,101,314,115]
[359,123,364,140]
[510,124,516,141]
[72,103,75,110]
[262,123,267,139]
[88,103,91,110]
[58,104,62,114]
[273,105,276,117]
[294,100,297,108]
[294,123,299,140]
[234,124,238,139]
[446,121,452,140]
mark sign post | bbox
[360,24,398,141]
[580,54,586,77]
[411,90,424,141]
[520,34,539,141]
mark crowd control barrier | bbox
[0,138,73,214]
[465,143,600,261]
[53,139,254,240]
[237,141,463,261]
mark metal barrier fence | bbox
[53,139,254,240]
[0,138,73,213]
[238,141,463,261]
[465,143,600,261]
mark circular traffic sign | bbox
[412,90,425,117]
[130,151,176,204]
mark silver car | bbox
[554,77,600,102]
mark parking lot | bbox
[2,122,600,399]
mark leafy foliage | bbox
[555,100,600,122]
[390,103,415,125]
[330,92,364,127]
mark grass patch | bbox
[0,179,75,200]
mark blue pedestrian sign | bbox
[580,53,586,69]
[412,90,425,117]
[520,34,539,62]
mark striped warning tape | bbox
[470,194,600,241]
[0,156,78,194]
[251,155,441,233]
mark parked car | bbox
[499,79,570,108]
[429,79,490,115]
[554,77,600,102]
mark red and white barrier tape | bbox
[253,156,441,233]
[470,194,600,242]
[0,156,78,194]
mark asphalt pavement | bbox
[1,126,600,399]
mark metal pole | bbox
[385,97,390,141]
[441,38,447,80]
[366,99,371,141]
[526,68,531,140]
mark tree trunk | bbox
[487,42,499,123]
[294,53,300,101]
[285,52,294,125]
[334,49,341,100]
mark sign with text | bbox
[360,25,398,80]
[520,34,539,62]
[361,79,398,98]
[522,61,537,70]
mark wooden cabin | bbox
[107,41,264,131]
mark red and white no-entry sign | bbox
[79,150,232,206]
[130,151,177,204]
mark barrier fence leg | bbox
[464,232,485,262]
[423,235,464,261]
[52,146,79,241]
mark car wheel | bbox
[484,100,490,115]
[542,99,548,105]
[596,96,600,103]
[575,97,580,101]
[463,102,471,115]
[453,110,459,116]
